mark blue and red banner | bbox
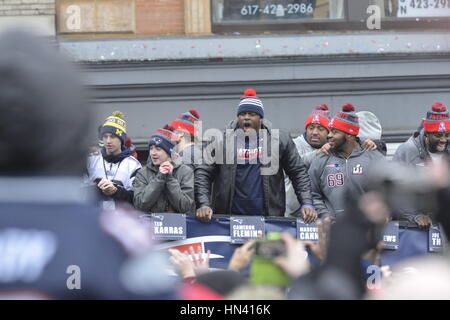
[154,215,434,269]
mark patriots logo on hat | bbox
[312,115,320,124]
[439,122,446,133]
[329,118,335,128]
[152,137,162,144]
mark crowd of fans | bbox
[1,30,449,300]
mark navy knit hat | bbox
[148,125,179,156]
[237,89,264,118]
[100,111,127,145]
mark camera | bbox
[250,232,290,287]
[254,238,286,260]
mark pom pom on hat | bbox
[149,123,179,156]
[304,104,331,132]
[189,109,200,119]
[171,109,201,136]
[100,110,127,144]
[241,88,258,99]
[316,104,329,111]
[328,103,360,136]
[432,102,447,113]
[111,110,125,119]
[342,103,355,112]
[424,102,450,133]
[237,88,264,118]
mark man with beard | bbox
[86,111,142,208]
[284,104,332,216]
[284,105,379,216]
[195,89,316,222]
[393,102,450,228]
[308,103,385,218]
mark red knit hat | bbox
[328,103,360,136]
[423,102,450,133]
[171,109,201,136]
[304,104,331,132]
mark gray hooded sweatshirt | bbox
[308,148,386,218]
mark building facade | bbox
[2,0,450,151]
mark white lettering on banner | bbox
[232,225,256,230]
[299,227,317,233]
[299,232,318,241]
[233,229,260,238]
[154,227,183,235]
[383,235,397,243]
[0,229,57,283]
[432,232,442,246]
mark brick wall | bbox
[135,0,184,36]
[0,0,55,16]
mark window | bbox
[211,0,450,33]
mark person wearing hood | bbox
[392,102,450,228]
[86,111,142,207]
[308,103,386,218]
[356,110,387,156]
[195,89,316,222]
[133,125,194,214]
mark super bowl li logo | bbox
[352,164,363,175]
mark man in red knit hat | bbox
[393,102,450,228]
[285,104,378,216]
[171,109,203,170]
[308,103,385,218]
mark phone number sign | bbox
[224,0,316,20]
[398,0,450,17]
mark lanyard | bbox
[102,158,122,182]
